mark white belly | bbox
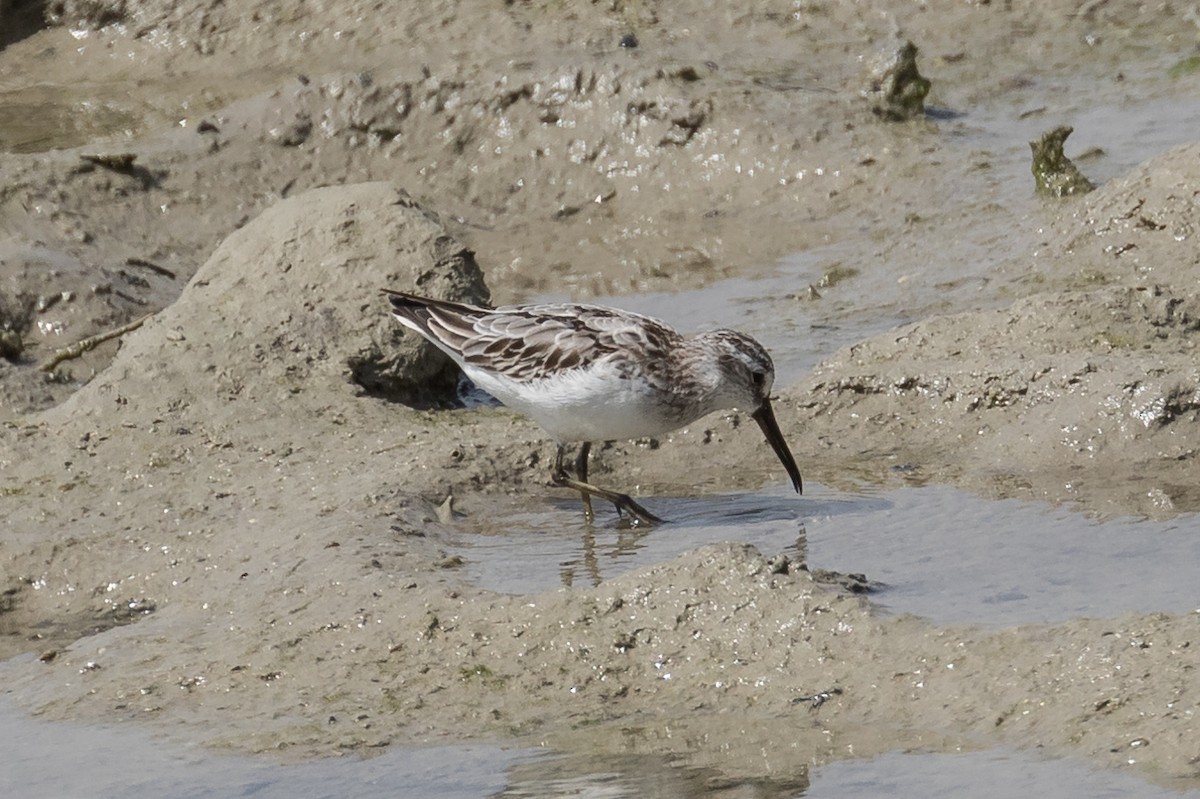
[462,362,699,442]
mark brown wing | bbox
[383,289,679,383]
[461,302,680,382]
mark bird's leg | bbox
[573,442,594,521]
[574,441,591,482]
[552,445,591,522]
[553,444,595,522]
[550,444,664,526]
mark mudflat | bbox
[1,0,1198,790]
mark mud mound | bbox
[1030,142,1200,290]
[789,144,1200,516]
[798,286,1200,516]
[45,182,488,425]
[0,182,498,679]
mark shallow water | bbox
[497,747,1200,798]
[811,485,1200,626]
[5,697,1198,799]
[807,748,1200,799]
[449,482,1200,627]
[0,84,143,154]
[0,697,532,799]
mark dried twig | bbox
[125,257,177,280]
[39,312,154,372]
[79,153,137,171]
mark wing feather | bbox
[384,289,680,383]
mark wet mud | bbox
[2,0,1199,791]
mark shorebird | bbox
[384,289,802,525]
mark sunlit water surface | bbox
[450,482,1200,627]
[5,698,1199,799]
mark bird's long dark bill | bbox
[752,402,803,494]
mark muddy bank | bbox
[4,0,1196,417]
[789,143,1200,518]
[2,177,1197,789]
[2,0,1200,791]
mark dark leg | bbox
[574,441,591,483]
[574,442,594,521]
[551,444,664,526]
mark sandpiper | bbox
[384,289,802,525]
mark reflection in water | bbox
[493,751,809,799]
[455,489,818,593]
[559,526,650,588]
[496,747,1200,798]
[0,697,529,799]
[6,690,1197,799]
[0,92,141,154]
[557,518,811,590]
[809,748,1200,799]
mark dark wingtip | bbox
[381,289,419,312]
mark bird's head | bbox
[702,330,803,494]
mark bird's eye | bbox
[751,371,767,389]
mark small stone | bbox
[1030,126,1095,197]
[436,494,456,524]
[864,40,931,121]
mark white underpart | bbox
[462,359,698,443]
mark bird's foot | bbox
[611,493,665,527]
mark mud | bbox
[2,0,1199,791]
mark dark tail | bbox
[381,289,490,314]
